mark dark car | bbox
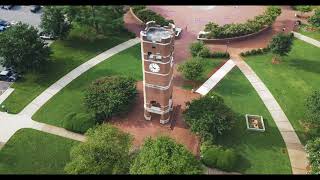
[2,5,14,10]
[30,5,41,13]
[0,19,9,26]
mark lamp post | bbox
[226,40,230,53]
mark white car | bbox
[175,27,182,37]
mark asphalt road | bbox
[0,5,42,29]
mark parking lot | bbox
[0,5,42,29]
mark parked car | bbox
[0,25,6,32]
[30,5,41,13]
[0,67,21,82]
[2,5,14,10]
[0,19,9,26]
[39,32,55,40]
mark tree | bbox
[40,6,71,39]
[64,6,125,34]
[0,23,51,72]
[268,33,293,63]
[304,90,320,128]
[84,76,136,120]
[130,136,203,174]
[64,124,133,174]
[308,8,320,28]
[183,94,236,141]
[189,41,205,57]
[305,138,320,174]
[177,59,205,87]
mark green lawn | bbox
[0,128,79,174]
[0,28,133,114]
[33,44,142,127]
[245,39,320,144]
[212,67,292,174]
[297,24,320,41]
[181,58,225,90]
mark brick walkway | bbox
[230,54,308,174]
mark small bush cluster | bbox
[63,112,96,134]
[189,41,230,59]
[292,6,313,13]
[201,142,238,171]
[203,6,281,39]
[240,47,270,57]
[132,6,174,26]
[305,138,320,174]
[308,8,320,28]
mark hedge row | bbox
[132,6,174,26]
[203,6,281,39]
[240,47,270,57]
[201,143,238,171]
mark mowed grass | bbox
[297,24,320,41]
[181,58,225,90]
[245,39,320,144]
[212,67,291,174]
[0,28,133,114]
[32,44,142,127]
[0,128,79,174]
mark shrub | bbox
[84,76,137,120]
[183,94,236,141]
[201,144,238,172]
[269,32,293,60]
[292,6,313,13]
[177,58,205,83]
[131,5,146,13]
[203,6,281,39]
[305,138,320,174]
[304,90,320,128]
[197,46,211,58]
[211,51,230,58]
[135,8,174,26]
[308,8,320,28]
[251,49,257,55]
[189,41,205,57]
[63,112,96,134]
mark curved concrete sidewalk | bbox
[0,38,140,148]
[20,37,140,117]
[231,54,308,174]
[292,31,320,48]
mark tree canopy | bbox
[305,138,320,174]
[183,94,236,141]
[84,76,137,120]
[40,6,71,39]
[0,22,51,72]
[130,136,203,174]
[268,33,293,59]
[64,124,133,174]
[177,58,205,83]
[304,90,320,128]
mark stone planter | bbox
[245,114,265,132]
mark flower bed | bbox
[245,114,265,132]
[200,6,281,41]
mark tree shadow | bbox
[288,58,320,74]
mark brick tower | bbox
[140,21,175,124]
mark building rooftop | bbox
[146,27,172,42]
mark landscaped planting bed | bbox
[211,67,291,174]
[245,39,320,144]
[201,6,281,39]
[297,24,320,41]
[131,6,174,26]
[0,128,79,174]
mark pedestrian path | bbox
[0,88,14,104]
[20,37,140,117]
[231,54,308,174]
[196,60,235,96]
[292,31,320,48]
